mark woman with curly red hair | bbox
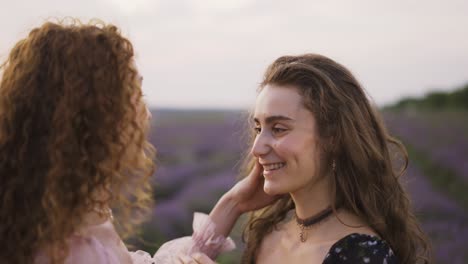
[0,20,156,264]
[0,20,275,264]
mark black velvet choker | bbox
[295,207,334,242]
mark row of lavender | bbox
[384,110,468,263]
[384,110,468,181]
[137,109,467,263]
[147,110,248,246]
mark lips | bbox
[262,162,286,172]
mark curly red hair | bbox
[0,19,155,264]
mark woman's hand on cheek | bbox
[227,160,282,214]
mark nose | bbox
[251,131,272,158]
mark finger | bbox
[191,253,217,264]
[174,256,184,264]
[254,159,263,173]
[177,255,195,264]
[249,161,263,180]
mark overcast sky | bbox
[1,0,467,109]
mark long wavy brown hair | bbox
[0,19,155,264]
[241,54,431,264]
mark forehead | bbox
[254,84,304,119]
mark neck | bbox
[290,175,332,219]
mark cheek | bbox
[272,139,294,159]
[276,136,320,167]
[273,135,311,156]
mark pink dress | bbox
[35,213,235,264]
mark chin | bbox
[263,181,288,196]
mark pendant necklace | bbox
[295,206,334,242]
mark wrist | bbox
[218,193,243,217]
[208,193,242,238]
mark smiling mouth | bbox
[263,162,286,172]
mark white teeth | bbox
[264,162,285,171]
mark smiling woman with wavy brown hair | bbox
[240,54,432,264]
[0,20,155,264]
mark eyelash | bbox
[272,127,287,133]
[254,126,287,134]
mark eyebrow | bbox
[253,115,294,124]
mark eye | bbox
[272,125,287,134]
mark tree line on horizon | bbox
[385,82,468,110]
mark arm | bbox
[154,161,279,261]
[209,162,280,237]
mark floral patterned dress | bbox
[323,233,397,264]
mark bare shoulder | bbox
[75,221,132,263]
[83,221,120,241]
[65,235,108,264]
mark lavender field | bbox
[134,109,467,263]
[384,110,468,263]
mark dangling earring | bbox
[332,159,336,173]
